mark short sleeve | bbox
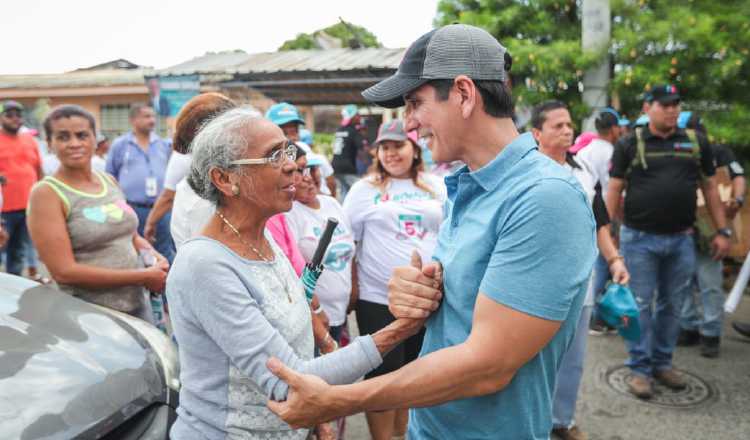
[609,136,632,179]
[479,179,596,321]
[342,179,375,242]
[105,141,122,176]
[697,133,716,177]
[164,152,191,191]
[592,183,610,229]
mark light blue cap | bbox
[266,102,305,126]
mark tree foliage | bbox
[436,0,750,148]
[279,22,382,51]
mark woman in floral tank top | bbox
[27,105,168,321]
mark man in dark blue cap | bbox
[606,84,730,399]
[265,24,597,440]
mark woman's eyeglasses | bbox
[230,142,297,168]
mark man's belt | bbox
[127,201,154,209]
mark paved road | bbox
[344,296,750,440]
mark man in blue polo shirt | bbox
[106,103,174,262]
[265,24,597,440]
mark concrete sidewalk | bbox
[344,296,750,440]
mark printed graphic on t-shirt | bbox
[396,214,427,241]
[374,190,434,205]
[324,242,355,272]
[82,199,135,223]
[312,222,354,272]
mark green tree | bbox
[279,21,382,51]
[436,0,750,148]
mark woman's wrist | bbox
[372,318,423,355]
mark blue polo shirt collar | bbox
[447,132,538,193]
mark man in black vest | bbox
[606,84,730,399]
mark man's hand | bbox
[143,221,158,244]
[711,234,731,260]
[0,225,8,248]
[388,250,443,319]
[266,357,339,428]
[609,259,630,285]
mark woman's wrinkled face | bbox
[49,116,95,170]
[294,156,319,205]
[377,140,415,179]
[233,120,297,215]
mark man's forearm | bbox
[331,342,508,417]
[732,176,746,200]
[704,178,728,229]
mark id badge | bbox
[145,177,158,197]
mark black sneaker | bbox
[732,321,750,339]
[589,317,615,336]
[677,329,700,346]
[700,336,720,358]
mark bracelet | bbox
[324,333,338,351]
[607,255,624,266]
[313,305,324,315]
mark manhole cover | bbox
[605,365,716,408]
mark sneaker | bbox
[551,425,588,440]
[700,336,720,358]
[677,329,700,346]
[654,369,687,390]
[626,375,653,399]
[589,317,615,336]
[732,321,750,339]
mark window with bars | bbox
[100,104,130,140]
[100,103,170,141]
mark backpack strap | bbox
[684,128,703,176]
[625,127,647,176]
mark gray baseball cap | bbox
[362,24,511,108]
[375,120,408,145]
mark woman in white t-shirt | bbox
[148,93,236,246]
[286,154,356,340]
[343,120,446,440]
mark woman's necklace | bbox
[216,211,292,303]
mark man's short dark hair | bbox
[594,112,619,133]
[43,105,97,142]
[428,79,513,118]
[129,103,153,119]
[531,100,568,130]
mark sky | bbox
[3,0,439,74]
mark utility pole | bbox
[581,0,611,132]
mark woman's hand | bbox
[312,312,334,351]
[314,422,336,440]
[141,266,168,293]
[609,258,630,285]
[0,224,8,248]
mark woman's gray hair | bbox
[187,106,262,205]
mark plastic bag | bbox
[596,283,641,342]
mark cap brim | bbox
[362,75,428,108]
[655,95,680,104]
[274,116,305,126]
[375,133,408,145]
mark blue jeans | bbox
[1,210,29,275]
[552,305,593,429]
[131,205,176,264]
[681,252,724,337]
[620,225,696,377]
[335,174,359,202]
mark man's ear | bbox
[454,75,477,119]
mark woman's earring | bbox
[231,185,240,196]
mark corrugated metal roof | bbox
[0,69,151,90]
[155,50,251,76]
[155,48,405,76]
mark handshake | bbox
[387,250,444,320]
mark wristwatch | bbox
[717,227,733,238]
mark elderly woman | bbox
[165,107,426,440]
[27,105,168,321]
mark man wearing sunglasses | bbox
[0,100,42,275]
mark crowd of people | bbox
[1,22,749,440]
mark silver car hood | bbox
[0,274,165,439]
